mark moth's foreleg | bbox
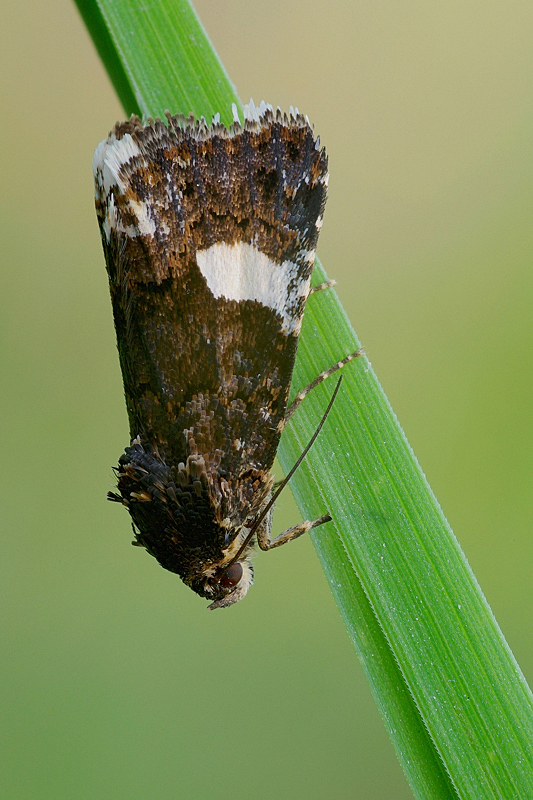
[257,513,331,551]
[284,349,363,424]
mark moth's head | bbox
[190,557,254,610]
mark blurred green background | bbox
[2,0,532,797]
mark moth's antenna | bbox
[226,375,343,568]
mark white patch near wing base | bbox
[93,133,143,196]
[94,134,164,241]
[196,242,311,335]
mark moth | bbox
[94,100,359,608]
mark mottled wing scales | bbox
[94,102,329,607]
[94,104,327,475]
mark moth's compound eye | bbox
[220,562,243,589]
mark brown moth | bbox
[94,101,359,608]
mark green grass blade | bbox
[285,268,533,797]
[76,0,533,796]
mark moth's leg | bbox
[284,279,361,422]
[308,278,336,295]
[257,513,331,551]
[284,350,363,424]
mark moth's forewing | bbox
[94,102,328,607]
